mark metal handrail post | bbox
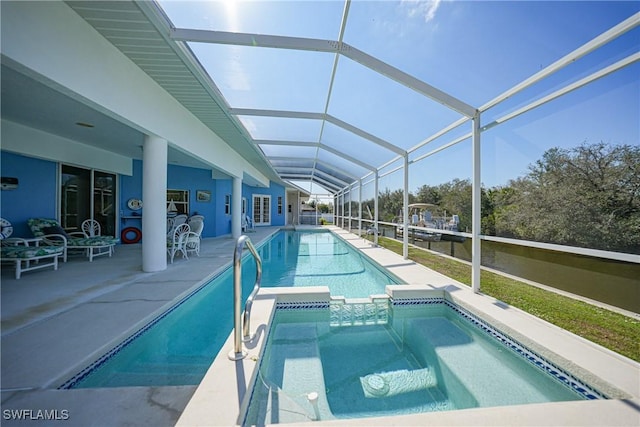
[228,235,262,361]
[242,239,262,341]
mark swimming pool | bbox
[61,230,400,388]
[261,230,401,297]
[243,298,606,425]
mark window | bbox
[225,194,231,215]
[242,197,247,216]
[167,189,189,215]
[277,196,283,215]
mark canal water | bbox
[376,225,639,313]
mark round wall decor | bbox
[127,198,143,210]
[0,218,13,239]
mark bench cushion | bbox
[1,245,64,259]
[68,236,118,247]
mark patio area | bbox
[2,226,639,426]
[1,227,279,426]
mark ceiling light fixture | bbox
[75,122,95,128]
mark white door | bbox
[253,195,271,226]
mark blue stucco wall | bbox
[1,151,286,240]
[0,151,57,237]
[211,180,286,235]
[120,161,219,238]
[251,182,286,227]
[167,163,217,238]
[214,179,232,236]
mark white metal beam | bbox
[171,27,476,118]
[257,140,319,147]
[313,175,343,192]
[171,28,340,53]
[313,169,350,186]
[410,132,472,164]
[268,156,315,163]
[281,174,341,192]
[326,115,405,155]
[314,159,360,180]
[319,144,377,171]
[480,12,640,112]
[229,108,324,120]
[267,156,358,181]
[482,53,640,132]
[240,109,404,156]
[275,167,349,187]
[258,140,374,174]
[408,116,471,154]
[342,46,476,118]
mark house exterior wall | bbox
[1,152,286,240]
[0,151,58,238]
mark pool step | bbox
[329,297,390,327]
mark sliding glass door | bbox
[61,165,116,236]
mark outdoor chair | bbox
[173,214,188,228]
[27,218,117,262]
[81,219,117,257]
[167,214,188,237]
[167,223,190,263]
[242,215,255,233]
[185,215,204,257]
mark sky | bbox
[157,0,639,197]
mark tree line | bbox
[353,142,639,254]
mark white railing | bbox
[228,235,262,361]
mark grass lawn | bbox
[374,236,640,362]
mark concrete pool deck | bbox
[1,227,280,426]
[2,226,639,426]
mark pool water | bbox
[262,230,400,297]
[243,300,604,425]
[63,230,400,388]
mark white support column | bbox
[348,185,352,232]
[336,191,339,227]
[374,170,379,245]
[339,191,344,228]
[142,134,168,273]
[472,111,482,292]
[297,191,300,225]
[403,153,409,259]
[231,176,242,239]
[358,179,362,236]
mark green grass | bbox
[374,236,640,362]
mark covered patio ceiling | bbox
[64,1,638,195]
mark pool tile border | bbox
[275,301,330,310]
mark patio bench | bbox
[27,218,118,262]
[1,243,64,279]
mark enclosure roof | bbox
[66,1,639,195]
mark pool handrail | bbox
[229,235,262,360]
